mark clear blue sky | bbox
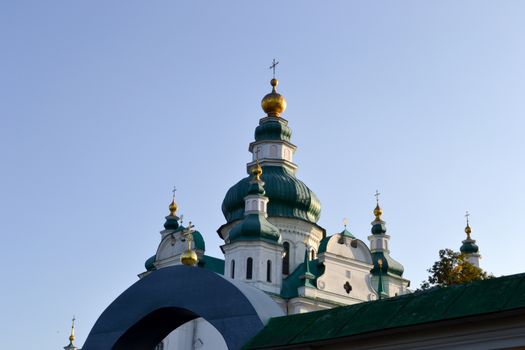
[1,1,524,348]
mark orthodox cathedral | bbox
[136,76,411,348]
[71,74,492,350]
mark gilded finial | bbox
[374,190,383,220]
[465,211,472,239]
[168,186,178,216]
[261,59,287,116]
[378,258,383,269]
[180,221,198,266]
[69,316,76,343]
[251,161,263,181]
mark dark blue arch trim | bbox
[83,265,276,350]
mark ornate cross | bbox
[172,186,177,198]
[269,58,279,79]
[374,190,381,204]
[343,217,348,229]
[465,210,470,224]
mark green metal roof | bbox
[229,213,281,244]
[192,230,206,251]
[254,117,292,142]
[281,258,324,299]
[371,251,404,277]
[222,166,321,224]
[243,272,525,349]
[198,255,225,274]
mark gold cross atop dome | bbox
[465,211,472,238]
[69,316,76,343]
[270,58,279,79]
[261,59,287,117]
[374,190,383,220]
[169,186,178,216]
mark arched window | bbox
[231,260,235,279]
[283,242,290,275]
[270,144,278,158]
[246,257,253,280]
[266,260,272,282]
[311,249,315,261]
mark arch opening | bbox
[114,307,198,349]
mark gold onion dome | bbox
[169,198,178,216]
[261,79,287,117]
[465,223,472,237]
[251,162,263,181]
[374,204,383,220]
[180,249,198,266]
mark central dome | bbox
[222,166,321,224]
[261,79,287,116]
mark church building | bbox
[137,76,410,349]
[78,73,508,350]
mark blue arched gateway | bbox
[83,265,283,350]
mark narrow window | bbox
[283,242,290,275]
[231,260,235,279]
[270,144,278,158]
[266,260,272,282]
[246,257,253,280]
[311,249,315,261]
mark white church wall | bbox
[223,241,283,294]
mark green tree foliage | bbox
[420,249,491,289]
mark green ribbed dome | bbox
[460,240,479,254]
[371,252,404,277]
[144,255,156,271]
[229,213,281,243]
[254,118,292,142]
[222,166,321,224]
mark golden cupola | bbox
[261,79,287,117]
[374,204,383,221]
[180,222,198,266]
[180,248,198,266]
[169,197,178,216]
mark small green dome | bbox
[248,180,265,196]
[340,228,355,239]
[371,222,387,235]
[371,252,404,277]
[144,255,156,271]
[229,213,281,243]
[222,166,321,224]
[254,118,292,142]
[164,215,180,230]
[192,230,206,251]
[460,240,479,254]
